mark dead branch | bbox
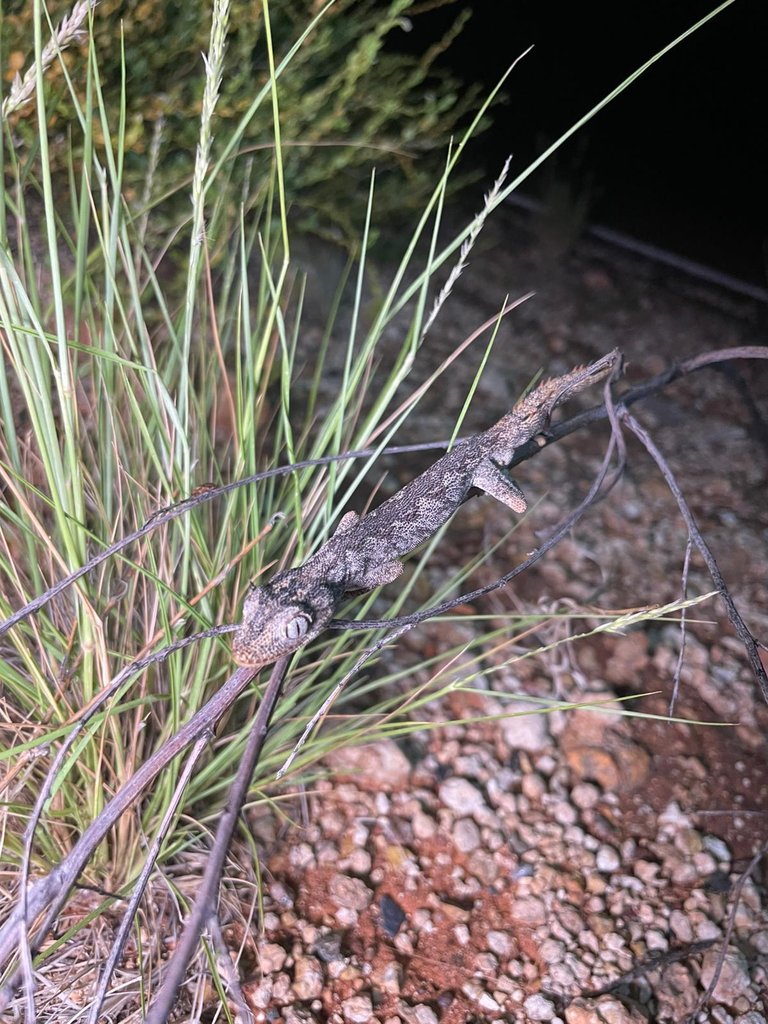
[143,657,289,1024]
[620,408,768,702]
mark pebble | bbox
[468,849,498,884]
[539,939,566,963]
[510,896,547,926]
[703,835,732,862]
[670,908,694,942]
[439,777,487,815]
[523,993,557,1020]
[325,740,411,788]
[571,782,601,809]
[500,703,551,752]
[343,849,372,874]
[258,942,288,973]
[463,981,500,1012]
[329,875,373,911]
[566,996,646,1023]
[486,929,513,957]
[700,947,752,1006]
[342,994,374,1022]
[453,817,481,852]
[411,1006,438,1024]
[292,956,324,1000]
[595,845,620,872]
[412,810,436,840]
[371,960,401,994]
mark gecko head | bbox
[232,567,341,667]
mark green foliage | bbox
[2,0,481,237]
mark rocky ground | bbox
[11,205,766,1024]
[227,205,768,1023]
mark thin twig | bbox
[2,345,765,641]
[684,841,768,1023]
[670,536,693,715]
[86,732,213,1024]
[580,939,716,999]
[143,657,289,1024]
[620,409,768,702]
[206,914,254,1024]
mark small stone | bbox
[473,952,498,975]
[486,930,513,957]
[468,849,498,885]
[272,973,292,1001]
[646,930,668,951]
[463,980,501,1011]
[547,961,576,989]
[371,960,402,994]
[325,740,411,788]
[453,818,481,852]
[634,859,660,884]
[343,849,372,875]
[669,909,693,942]
[566,996,645,1023]
[539,939,566,963]
[571,782,600,809]
[523,993,556,1020]
[695,917,722,942]
[329,875,373,911]
[511,896,547,926]
[596,845,620,873]
[258,942,287,973]
[439,777,487,815]
[412,1006,439,1024]
[700,947,751,1006]
[522,773,547,803]
[379,894,407,937]
[292,956,323,1000]
[703,835,732,862]
[412,810,436,839]
[501,703,551,752]
[551,799,578,826]
[565,746,619,788]
[246,978,273,1009]
[342,994,374,1022]
[312,931,344,963]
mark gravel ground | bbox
[11,206,766,1023]
[229,205,768,1023]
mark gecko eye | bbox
[284,613,311,641]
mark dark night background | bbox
[396,0,767,289]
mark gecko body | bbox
[233,349,620,667]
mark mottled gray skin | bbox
[233,350,619,666]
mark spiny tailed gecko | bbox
[233,349,620,667]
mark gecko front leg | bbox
[472,459,528,513]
